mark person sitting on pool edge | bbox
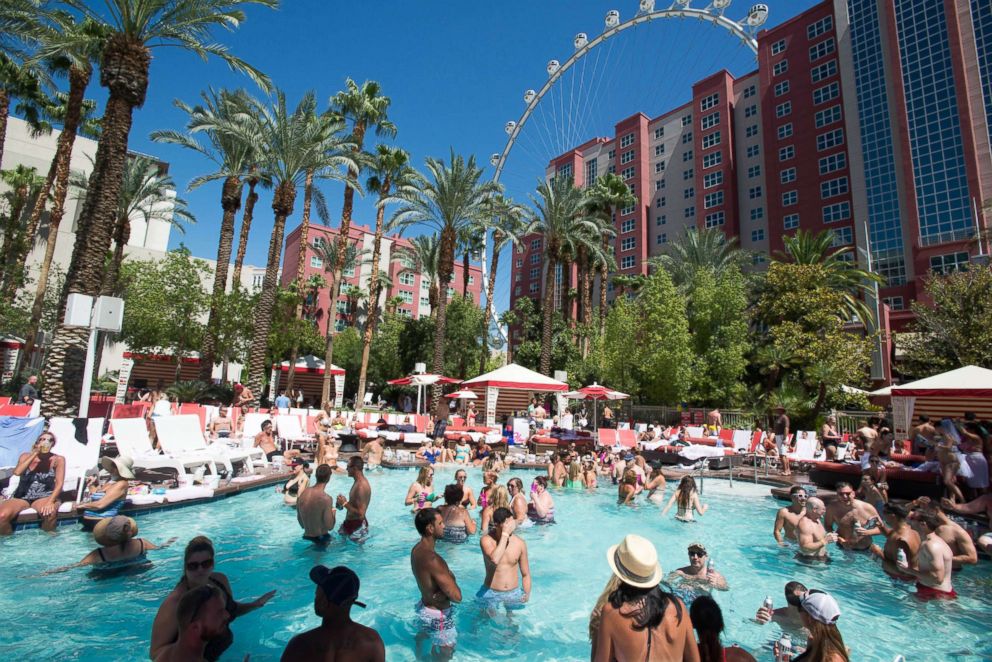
[478,507,530,612]
[297,464,336,545]
[78,455,134,531]
[44,515,177,575]
[280,565,385,662]
[336,456,371,543]
[0,430,65,535]
[411,507,462,661]
[155,585,231,662]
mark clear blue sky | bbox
[117,0,821,303]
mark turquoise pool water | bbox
[1,467,990,661]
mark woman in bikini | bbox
[480,484,511,532]
[644,466,667,504]
[507,477,528,523]
[618,469,639,505]
[662,476,708,522]
[78,455,133,531]
[528,475,556,524]
[0,431,65,534]
[582,460,599,488]
[454,469,477,508]
[281,463,312,507]
[438,483,477,543]
[404,466,439,513]
[45,515,175,575]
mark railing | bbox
[625,404,885,435]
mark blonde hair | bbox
[588,575,622,640]
[490,485,510,510]
[803,620,851,662]
[417,466,433,486]
[568,461,581,482]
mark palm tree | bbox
[457,227,484,297]
[392,151,498,407]
[0,165,46,285]
[585,173,636,335]
[478,193,532,372]
[151,88,258,380]
[355,144,418,405]
[344,285,364,328]
[530,175,602,375]
[385,295,404,314]
[228,87,273,288]
[395,234,440,315]
[498,309,517,364]
[649,227,748,290]
[40,0,274,417]
[322,79,396,403]
[779,229,884,325]
[314,239,366,333]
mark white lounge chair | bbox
[275,414,314,453]
[787,432,821,463]
[154,415,254,477]
[48,416,104,503]
[732,429,753,452]
[111,417,216,484]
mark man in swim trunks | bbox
[282,565,384,661]
[209,407,234,439]
[773,486,808,545]
[254,420,279,462]
[411,508,462,660]
[856,418,879,458]
[773,406,792,475]
[797,497,838,561]
[362,436,384,470]
[297,464,335,545]
[870,502,920,581]
[336,456,371,543]
[911,415,936,455]
[901,508,956,600]
[909,498,977,568]
[825,481,881,551]
[478,507,531,613]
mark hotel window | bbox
[682,150,693,162]
[750,207,765,221]
[620,150,635,164]
[684,206,696,219]
[312,236,326,248]
[608,149,616,159]
[683,168,694,180]
[620,219,635,233]
[657,233,668,244]
[782,190,798,206]
[818,152,846,175]
[585,159,598,184]
[807,15,833,40]
[809,38,835,61]
[621,166,635,180]
[771,39,787,55]
[608,164,616,174]
[822,201,850,223]
[399,271,416,285]
[746,145,760,158]
[777,123,793,140]
[748,186,763,199]
[704,211,725,228]
[620,255,636,269]
[883,296,905,311]
[628,183,635,194]
[830,226,853,246]
[784,213,800,230]
[776,101,791,118]
[751,229,765,242]
[700,93,719,111]
[399,290,414,304]
[529,282,539,293]
[654,144,666,156]
[704,191,724,209]
[529,253,540,265]
[620,133,635,148]
[655,161,665,173]
[557,163,573,179]
[654,126,665,139]
[773,60,789,77]
[747,165,761,178]
[515,272,521,282]
[655,196,666,208]
[813,81,839,105]
[684,187,695,199]
[620,237,636,252]
[421,279,430,290]
[780,167,797,184]
[515,258,523,268]
[531,238,542,250]
[309,255,323,268]
[811,59,837,83]
[701,112,719,130]
[745,104,757,117]
[816,129,844,151]
[529,267,539,279]
[655,179,666,190]
[656,214,667,226]
[682,131,693,145]
[746,124,759,138]
[703,171,723,188]
[814,105,841,128]
[774,80,790,96]
[702,131,721,149]
[420,296,431,308]
[620,202,636,215]
[779,145,795,161]
[821,177,848,199]
[703,151,722,168]
[682,114,693,126]
[343,265,355,277]
[743,85,756,98]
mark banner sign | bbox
[115,357,134,403]
[892,396,915,438]
[486,387,499,427]
[1,346,19,383]
[334,374,345,408]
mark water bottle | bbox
[763,595,774,611]
[892,656,906,662]
[707,557,716,574]
[777,634,793,662]
[896,548,908,569]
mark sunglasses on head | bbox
[186,558,215,571]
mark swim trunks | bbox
[915,582,957,600]
[339,518,369,543]
[475,585,527,610]
[303,533,332,545]
[416,601,457,648]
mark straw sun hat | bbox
[606,534,663,588]
[100,455,135,480]
[93,515,138,546]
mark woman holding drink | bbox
[0,430,66,534]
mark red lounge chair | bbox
[617,429,638,448]
[597,429,618,448]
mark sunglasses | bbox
[688,550,707,558]
[186,558,215,571]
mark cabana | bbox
[889,365,992,437]
[270,355,346,409]
[460,363,569,426]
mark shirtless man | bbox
[797,497,838,561]
[362,436,384,470]
[911,415,937,455]
[255,420,293,463]
[297,464,335,545]
[909,498,977,568]
[667,542,728,591]
[943,493,992,525]
[856,419,879,458]
[336,457,371,543]
[754,580,810,635]
[281,565,385,662]
[825,481,881,551]
[208,407,234,439]
[478,507,531,612]
[155,585,231,662]
[411,508,462,661]
[872,503,920,581]
[773,486,808,545]
[902,509,957,600]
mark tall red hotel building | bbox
[510,0,992,352]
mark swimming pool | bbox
[1,467,990,661]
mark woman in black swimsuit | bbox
[150,536,277,661]
[0,431,65,534]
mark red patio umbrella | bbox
[564,383,629,430]
[387,373,461,414]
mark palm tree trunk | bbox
[40,35,149,418]
[285,169,314,395]
[0,190,28,287]
[462,251,470,296]
[231,177,258,288]
[198,175,242,382]
[581,258,593,359]
[430,226,457,411]
[480,234,501,374]
[0,88,8,169]
[357,178,391,406]
[101,215,129,295]
[598,264,608,337]
[540,255,557,376]
[19,66,91,369]
[246,181,295,396]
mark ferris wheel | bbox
[483,0,770,346]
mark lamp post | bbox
[63,294,124,417]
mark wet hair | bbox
[533,476,548,489]
[415,507,439,536]
[261,420,272,430]
[916,508,942,531]
[348,456,364,471]
[180,536,214,584]
[177,584,222,633]
[784,581,808,603]
[885,502,910,520]
[315,464,332,483]
[677,476,697,510]
[455,469,467,480]
[690,595,725,662]
[608,583,682,631]
[789,485,806,496]
[508,477,524,493]
[492,507,513,526]
[443,483,463,506]
[835,481,854,492]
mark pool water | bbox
[2,467,990,661]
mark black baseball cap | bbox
[309,565,366,608]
